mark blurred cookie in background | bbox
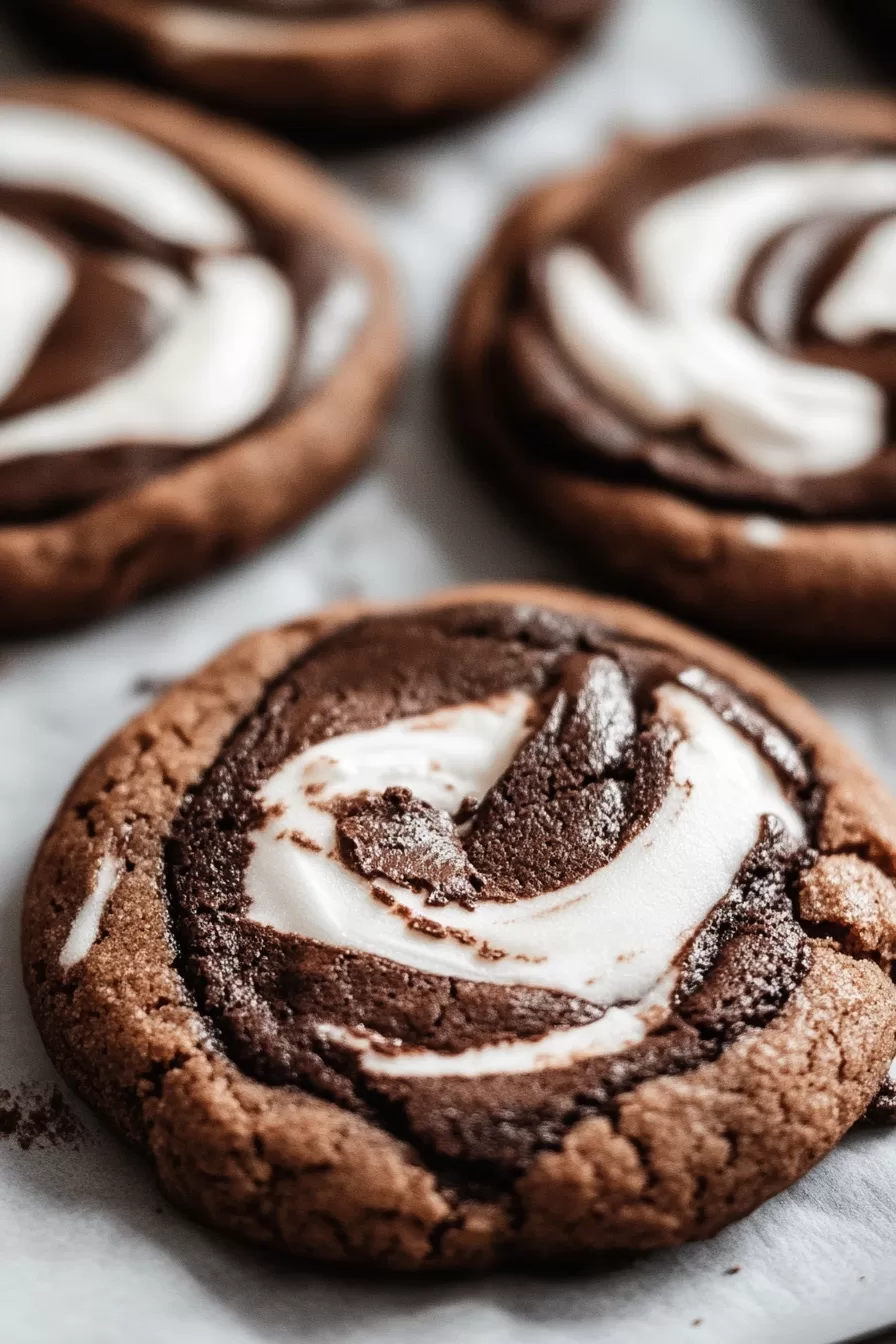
[6,0,615,140]
[0,79,401,634]
[819,1,896,76]
[446,94,896,652]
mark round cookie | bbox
[23,583,896,1268]
[10,0,614,138]
[447,94,896,650]
[0,80,401,634]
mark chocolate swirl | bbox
[499,123,896,519]
[168,603,817,1182]
[0,103,368,523]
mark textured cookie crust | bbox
[12,0,612,137]
[22,584,896,1268]
[446,94,896,651]
[0,80,402,635]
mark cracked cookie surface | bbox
[22,584,896,1267]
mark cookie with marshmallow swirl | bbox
[0,81,400,633]
[23,585,896,1267]
[448,96,896,649]
[11,0,613,138]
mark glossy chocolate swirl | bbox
[0,103,368,522]
[168,603,817,1181]
[500,124,896,519]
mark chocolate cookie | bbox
[10,0,613,138]
[447,95,896,650]
[0,80,401,633]
[23,584,896,1267]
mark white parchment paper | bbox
[2,2,896,1340]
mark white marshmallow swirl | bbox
[59,850,119,970]
[545,156,896,478]
[244,683,805,1076]
[0,104,366,467]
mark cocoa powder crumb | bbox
[0,1084,88,1151]
[131,676,174,697]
